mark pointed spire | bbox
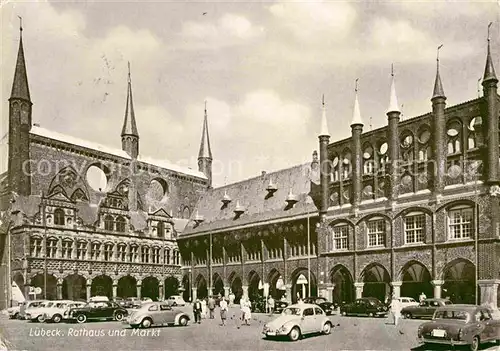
[483,22,498,83]
[10,17,31,102]
[198,100,212,159]
[350,79,363,126]
[432,44,446,100]
[121,62,139,137]
[387,64,401,114]
[319,94,330,137]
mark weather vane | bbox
[488,22,493,41]
[18,16,23,31]
[355,78,359,92]
[127,61,131,82]
[437,44,443,61]
[391,63,394,77]
[322,94,325,107]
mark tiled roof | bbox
[30,126,207,179]
[182,163,319,236]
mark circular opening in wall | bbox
[343,153,351,165]
[469,117,482,131]
[147,179,168,202]
[332,156,339,168]
[447,122,460,137]
[86,165,108,192]
[401,134,413,148]
[418,129,430,144]
[379,142,388,155]
[363,146,373,160]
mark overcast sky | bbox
[1,0,500,187]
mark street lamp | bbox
[188,268,192,303]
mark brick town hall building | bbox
[1,27,500,310]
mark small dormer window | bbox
[221,190,232,206]
[266,178,278,197]
[234,201,245,218]
[285,189,298,207]
[193,211,204,226]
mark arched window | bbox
[447,121,462,155]
[104,215,114,231]
[115,216,126,232]
[447,205,473,240]
[54,208,65,225]
[157,221,165,238]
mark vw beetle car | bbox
[25,301,56,322]
[125,302,190,328]
[417,304,500,351]
[402,298,452,319]
[7,302,23,319]
[262,303,333,341]
[340,297,388,317]
[166,295,186,307]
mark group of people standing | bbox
[191,293,251,327]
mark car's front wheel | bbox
[37,315,45,323]
[469,336,479,351]
[114,312,124,321]
[141,318,152,329]
[288,327,301,341]
[52,314,62,323]
[179,316,188,326]
[322,322,332,335]
[76,314,87,324]
[404,312,412,319]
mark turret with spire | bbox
[8,18,32,196]
[318,95,330,219]
[482,22,499,185]
[387,65,401,203]
[431,45,447,197]
[121,62,139,159]
[198,100,213,187]
[350,80,363,209]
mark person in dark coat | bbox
[193,299,202,324]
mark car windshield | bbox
[434,310,470,322]
[282,307,302,316]
[55,303,67,308]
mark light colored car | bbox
[166,295,186,307]
[89,296,109,302]
[124,301,190,329]
[7,303,23,319]
[417,304,500,351]
[397,297,419,308]
[262,303,333,341]
[25,301,56,322]
[41,300,84,323]
[19,300,47,320]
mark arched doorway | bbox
[248,271,262,301]
[63,274,86,300]
[117,276,137,298]
[361,263,391,302]
[212,273,224,297]
[182,275,190,302]
[164,276,179,299]
[400,261,432,300]
[141,277,159,301]
[268,269,286,300]
[196,274,208,300]
[442,259,475,304]
[91,275,112,298]
[229,273,243,304]
[330,265,354,305]
[291,268,317,303]
[30,274,57,300]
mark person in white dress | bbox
[201,298,207,319]
[390,293,402,326]
[241,297,252,325]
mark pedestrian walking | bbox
[267,295,275,316]
[219,298,228,326]
[201,298,207,319]
[390,294,402,326]
[419,292,427,303]
[208,296,216,319]
[229,291,235,307]
[193,299,202,324]
[241,297,252,325]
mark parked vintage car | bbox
[303,297,336,315]
[125,302,190,328]
[417,304,500,351]
[62,301,87,321]
[396,297,419,309]
[7,302,23,319]
[166,295,186,307]
[42,301,86,323]
[401,298,452,319]
[25,301,56,322]
[262,304,333,341]
[123,297,142,309]
[251,298,289,314]
[113,297,128,308]
[340,297,388,317]
[18,300,47,320]
[68,301,128,323]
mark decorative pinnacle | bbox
[351,79,363,127]
[319,94,330,137]
[127,61,131,82]
[432,44,446,100]
[18,16,23,32]
[387,64,401,114]
[483,22,498,83]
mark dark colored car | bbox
[251,298,289,314]
[401,298,452,319]
[303,297,336,315]
[113,297,128,308]
[68,301,128,324]
[417,304,500,351]
[340,297,388,317]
